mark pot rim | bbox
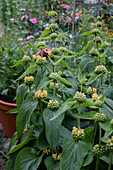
[0,100,17,107]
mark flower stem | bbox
[40,101,44,126]
[98,76,102,96]
[108,151,112,170]
[93,122,97,145]
[41,66,43,80]
[53,81,56,100]
[78,103,81,129]
[81,84,82,92]
[95,156,99,170]
[99,126,101,146]
[91,61,94,89]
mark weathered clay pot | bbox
[36,47,50,57]
[0,100,17,138]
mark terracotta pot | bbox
[0,100,17,138]
[36,47,50,57]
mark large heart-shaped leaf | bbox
[61,139,89,170]
[16,97,38,138]
[43,109,64,150]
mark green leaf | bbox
[73,111,96,120]
[57,32,68,38]
[81,32,92,36]
[59,126,71,147]
[100,104,113,119]
[82,153,93,167]
[85,72,102,85]
[37,129,49,149]
[14,147,43,170]
[16,97,38,138]
[79,40,94,56]
[8,132,35,155]
[45,156,61,170]
[16,84,28,110]
[99,118,110,130]
[43,109,64,150]
[8,132,17,151]
[104,125,113,137]
[40,36,51,40]
[7,108,18,114]
[78,68,83,83]
[37,29,51,39]
[37,77,53,90]
[61,139,89,170]
[58,77,72,87]
[11,60,23,68]
[63,55,76,59]
[51,99,75,120]
[6,152,19,170]
[83,127,94,144]
[105,97,113,110]
[16,65,37,81]
[79,57,95,71]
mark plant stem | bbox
[53,81,56,100]
[81,84,82,92]
[95,156,99,170]
[91,61,94,89]
[78,103,81,129]
[98,76,102,96]
[40,101,44,126]
[93,122,97,145]
[108,151,112,170]
[99,126,101,146]
[45,64,51,74]
[41,66,43,80]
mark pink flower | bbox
[27,35,34,40]
[24,41,27,44]
[29,9,32,12]
[67,17,71,23]
[76,13,82,17]
[63,5,69,9]
[21,15,27,21]
[71,13,73,18]
[30,18,37,24]
[55,10,58,13]
[61,4,65,8]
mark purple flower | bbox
[30,18,37,24]
[21,15,27,21]
[27,35,34,40]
